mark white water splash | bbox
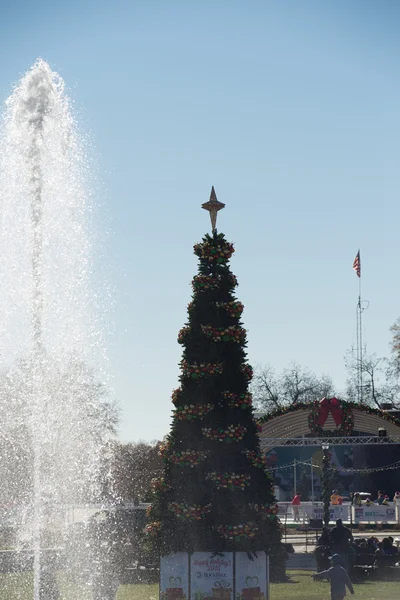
[0,59,114,599]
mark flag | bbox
[352,251,361,278]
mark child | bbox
[312,553,354,600]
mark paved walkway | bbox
[283,530,400,553]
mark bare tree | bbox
[109,440,163,503]
[252,362,334,412]
[251,365,281,411]
[0,358,117,504]
[390,318,400,372]
[344,350,400,408]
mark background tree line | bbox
[107,440,163,503]
[252,318,400,411]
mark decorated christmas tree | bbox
[146,189,281,556]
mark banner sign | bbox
[160,553,189,600]
[190,552,233,600]
[235,552,268,600]
[353,505,397,523]
[307,504,350,522]
[329,505,350,522]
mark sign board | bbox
[190,552,233,600]
[286,553,317,571]
[308,504,350,522]
[310,505,323,520]
[329,504,350,522]
[160,553,189,600]
[235,552,268,600]
[353,505,397,523]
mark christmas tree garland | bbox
[169,450,209,467]
[249,503,279,518]
[202,424,247,442]
[169,502,212,520]
[181,360,223,378]
[179,325,247,345]
[174,403,214,420]
[158,441,171,457]
[217,300,244,318]
[201,324,246,343]
[205,472,251,490]
[177,327,190,344]
[171,388,251,410]
[192,273,238,292]
[151,477,172,493]
[228,274,239,288]
[159,445,209,467]
[223,391,252,409]
[242,449,268,469]
[143,521,161,537]
[193,239,235,262]
[171,388,182,405]
[216,522,259,541]
[240,363,254,381]
[192,274,220,291]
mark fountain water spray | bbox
[0,60,114,599]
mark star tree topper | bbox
[201,186,225,232]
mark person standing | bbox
[381,537,397,555]
[312,554,354,600]
[330,490,341,505]
[329,519,353,570]
[318,526,331,547]
[291,492,301,522]
[316,526,332,572]
[393,491,400,505]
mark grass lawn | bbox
[115,572,400,600]
[270,570,400,599]
[116,584,158,600]
[0,571,399,600]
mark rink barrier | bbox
[277,501,400,524]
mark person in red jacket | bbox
[291,492,301,522]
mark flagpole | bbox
[358,258,363,403]
[356,299,360,402]
[353,250,362,403]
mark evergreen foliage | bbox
[147,231,281,555]
[321,449,332,526]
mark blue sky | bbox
[1,1,400,442]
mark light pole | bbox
[322,443,331,526]
[311,457,314,504]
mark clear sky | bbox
[1,1,400,443]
